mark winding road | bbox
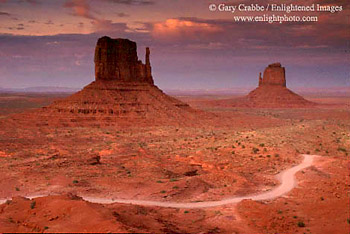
[0,154,316,209]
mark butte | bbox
[219,63,315,108]
[246,63,314,107]
[39,36,197,126]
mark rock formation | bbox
[259,63,286,87]
[216,63,314,108]
[245,63,314,108]
[87,155,101,165]
[94,37,153,84]
[44,36,196,124]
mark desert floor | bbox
[0,93,349,233]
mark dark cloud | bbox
[104,0,154,5]
[63,0,130,34]
[45,20,54,25]
[92,20,129,34]
[117,12,129,17]
[0,0,39,4]
[0,11,11,16]
[24,0,38,4]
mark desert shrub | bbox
[297,221,305,227]
[337,147,347,153]
[252,148,259,154]
[30,201,36,209]
[215,211,222,215]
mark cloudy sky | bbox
[0,0,349,90]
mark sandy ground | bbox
[0,154,316,209]
[0,93,349,233]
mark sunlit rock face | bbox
[259,63,286,87]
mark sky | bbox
[0,0,349,90]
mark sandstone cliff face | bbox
[259,63,286,87]
[45,36,196,123]
[94,36,153,84]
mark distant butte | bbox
[212,63,315,108]
[45,36,196,123]
[245,63,314,108]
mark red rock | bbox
[43,36,197,123]
[259,63,286,87]
[87,155,101,165]
[214,63,315,108]
[94,36,153,84]
[245,63,314,108]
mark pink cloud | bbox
[64,0,95,20]
[152,18,223,41]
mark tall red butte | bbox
[45,36,195,123]
[245,63,314,108]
